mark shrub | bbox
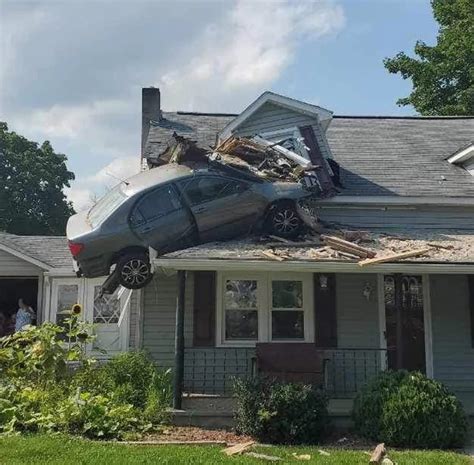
[72,351,172,423]
[233,377,329,444]
[353,371,467,449]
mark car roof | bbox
[122,164,194,196]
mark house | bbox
[139,87,474,421]
[0,233,140,354]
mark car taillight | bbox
[68,241,84,257]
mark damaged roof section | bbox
[151,128,338,197]
[159,228,474,265]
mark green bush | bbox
[353,371,467,449]
[234,377,329,444]
[0,318,171,439]
[72,351,172,423]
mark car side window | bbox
[180,177,248,206]
[131,185,182,226]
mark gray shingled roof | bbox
[145,112,474,198]
[0,233,72,269]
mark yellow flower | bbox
[71,303,82,315]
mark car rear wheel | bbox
[267,203,303,239]
[117,253,153,289]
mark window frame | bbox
[216,271,314,347]
[129,183,183,226]
[178,175,249,208]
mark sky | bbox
[0,0,438,212]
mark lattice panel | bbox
[93,286,120,324]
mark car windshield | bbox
[88,185,127,227]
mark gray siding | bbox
[0,249,43,276]
[315,204,474,230]
[233,102,333,160]
[142,271,383,395]
[431,275,474,414]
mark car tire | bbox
[116,253,153,290]
[267,202,303,239]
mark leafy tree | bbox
[0,122,75,235]
[384,0,473,115]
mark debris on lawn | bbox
[369,443,386,464]
[222,440,255,456]
[293,452,312,460]
[317,449,331,456]
[246,451,282,461]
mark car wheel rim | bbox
[273,209,299,234]
[121,259,149,286]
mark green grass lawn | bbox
[0,435,470,465]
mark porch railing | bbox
[184,347,387,397]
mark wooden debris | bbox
[261,250,285,261]
[266,241,321,248]
[369,443,386,464]
[318,449,331,456]
[381,458,395,465]
[359,248,432,267]
[222,441,255,456]
[292,452,312,460]
[245,451,282,461]
[427,242,455,250]
[321,234,376,259]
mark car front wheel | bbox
[267,203,303,239]
[117,254,153,289]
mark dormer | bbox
[447,142,474,176]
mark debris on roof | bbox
[153,131,338,197]
[161,227,474,265]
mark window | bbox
[271,280,304,340]
[131,185,182,225]
[88,185,127,227]
[224,279,258,341]
[218,272,313,346]
[180,177,246,206]
[260,128,309,161]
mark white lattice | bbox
[93,286,120,324]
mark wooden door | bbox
[384,274,425,372]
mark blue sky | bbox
[1,0,438,209]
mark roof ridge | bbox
[175,111,238,117]
[333,115,474,120]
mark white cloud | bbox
[1,0,345,217]
[158,0,345,111]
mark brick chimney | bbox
[141,87,161,160]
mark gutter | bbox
[154,257,474,275]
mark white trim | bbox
[0,243,52,270]
[377,274,387,371]
[422,274,434,378]
[155,258,474,275]
[314,195,474,207]
[447,143,474,165]
[44,268,76,277]
[216,271,314,348]
[219,91,333,140]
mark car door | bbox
[178,175,266,243]
[130,184,195,253]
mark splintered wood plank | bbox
[222,441,255,456]
[359,248,431,267]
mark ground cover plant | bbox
[353,370,467,449]
[234,377,329,444]
[0,435,470,465]
[0,308,171,439]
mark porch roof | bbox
[154,229,474,274]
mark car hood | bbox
[263,181,310,201]
[66,210,93,240]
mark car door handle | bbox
[194,206,207,214]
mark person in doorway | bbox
[15,298,35,332]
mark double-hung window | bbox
[217,272,313,346]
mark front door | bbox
[384,274,426,372]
